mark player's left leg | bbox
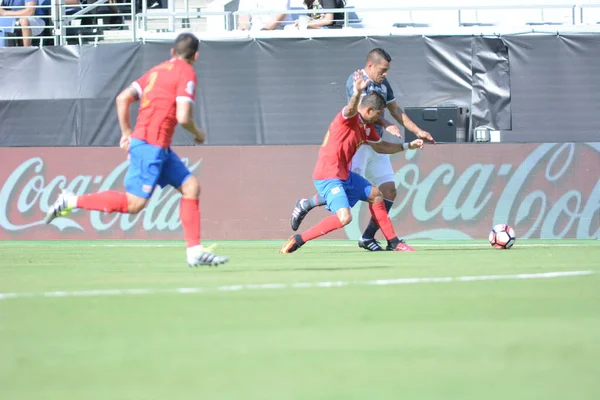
[44,139,162,223]
[160,149,228,267]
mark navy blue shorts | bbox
[124,138,191,199]
[313,172,373,213]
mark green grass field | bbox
[1,239,599,400]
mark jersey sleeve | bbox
[383,78,396,104]
[176,66,197,103]
[339,108,359,124]
[345,74,355,102]
[131,70,150,98]
[366,123,382,143]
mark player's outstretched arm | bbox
[370,138,424,154]
[343,70,368,118]
[116,86,139,152]
[176,100,206,144]
[387,101,436,144]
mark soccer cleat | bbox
[358,238,384,252]
[390,239,416,252]
[280,234,304,254]
[45,190,76,224]
[290,199,309,231]
[187,245,228,267]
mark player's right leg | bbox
[360,152,397,250]
[289,194,326,231]
[366,185,415,252]
[281,179,350,254]
[350,145,387,251]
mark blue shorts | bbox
[124,138,191,199]
[314,172,373,213]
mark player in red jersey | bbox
[280,71,424,253]
[45,33,228,267]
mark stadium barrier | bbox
[0,143,597,240]
[2,2,600,46]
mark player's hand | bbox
[194,128,206,145]
[417,130,436,144]
[385,125,403,139]
[408,139,424,150]
[352,69,368,93]
[119,135,131,152]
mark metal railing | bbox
[2,2,600,47]
[0,0,135,46]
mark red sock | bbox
[77,191,128,213]
[301,215,343,242]
[180,198,200,248]
[369,201,397,241]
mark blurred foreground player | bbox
[280,71,424,254]
[45,33,228,267]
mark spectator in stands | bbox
[237,0,292,31]
[0,0,46,46]
[296,0,346,29]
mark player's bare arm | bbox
[343,70,369,118]
[376,117,403,139]
[370,138,424,154]
[115,86,139,152]
[387,101,436,143]
[176,100,206,144]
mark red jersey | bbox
[312,110,381,180]
[131,58,197,148]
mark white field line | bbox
[0,271,592,301]
[77,243,596,248]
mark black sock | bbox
[361,199,394,240]
[302,194,325,211]
[387,237,400,249]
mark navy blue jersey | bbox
[345,70,395,137]
[345,69,395,104]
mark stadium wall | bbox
[0,34,599,146]
[0,143,598,240]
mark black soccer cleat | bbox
[280,234,305,254]
[358,238,384,252]
[290,199,309,231]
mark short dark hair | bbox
[367,48,392,65]
[173,33,199,61]
[360,92,386,110]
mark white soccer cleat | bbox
[186,245,228,267]
[45,190,76,224]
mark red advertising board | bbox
[0,143,598,240]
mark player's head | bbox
[365,48,391,84]
[358,92,386,122]
[171,33,199,64]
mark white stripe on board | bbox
[0,271,592,301]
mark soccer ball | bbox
[489,224,516,249]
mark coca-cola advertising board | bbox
[0,143,598,240]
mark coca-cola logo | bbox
[0,143,598,240]
[345,143,600,240]
[0,156,202,234]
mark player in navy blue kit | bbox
[289,48,435,251]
